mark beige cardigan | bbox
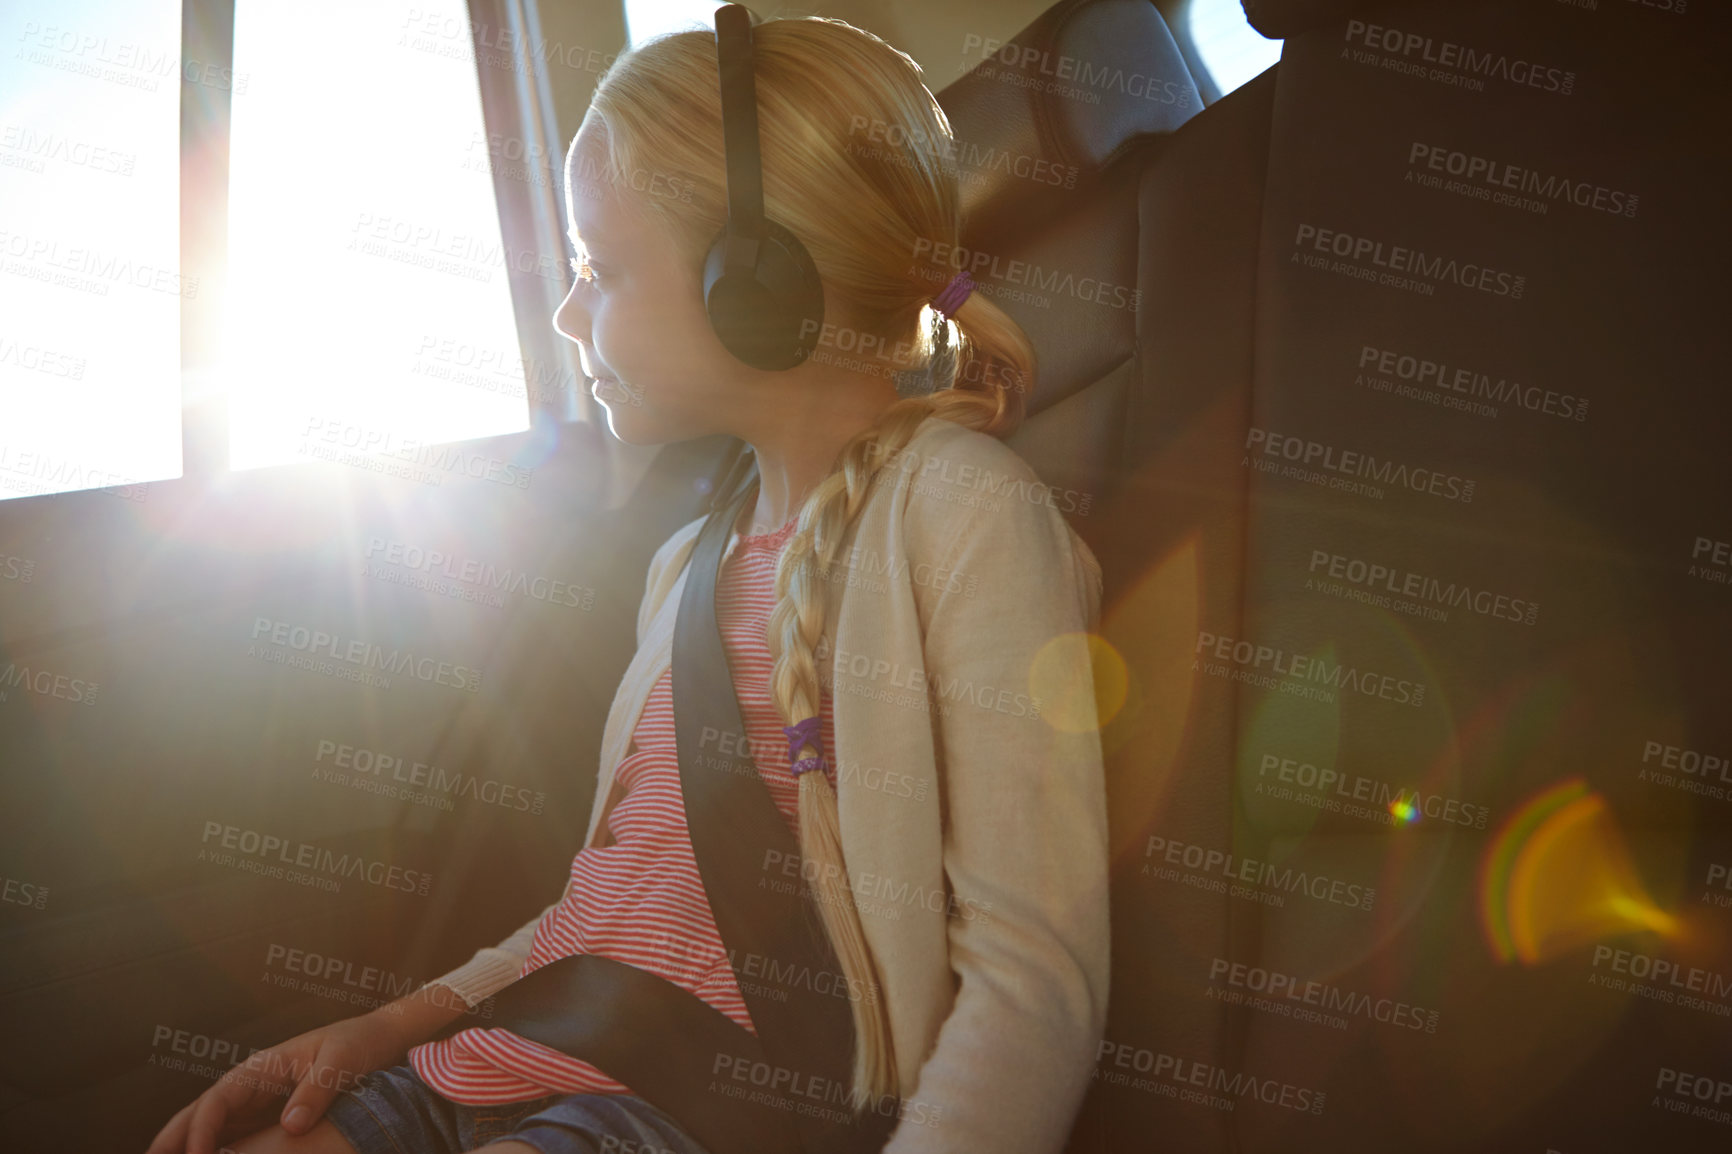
[422,414,1109,1154]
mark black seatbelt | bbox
[426,450,898,1154]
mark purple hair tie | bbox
[931,269,974,321]
[782,716,827,778]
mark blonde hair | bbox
[583,15,1038,1111]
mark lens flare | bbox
[1480,777,1679,965]
[1094,533,1199,867]
[1029,631,1129,734]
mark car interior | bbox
[1,0,1727,1150]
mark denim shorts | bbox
[322,1063,714,1154]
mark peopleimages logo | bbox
[300,417,535,489]
[816,636,1042,720]
[1292,223,1526,299]
[0,226,197,299]
[1,124,137,177]
[1357,344,1587,424]
[1194,628,1427,708]
[721,947,877,1005]
[312,739,546,815]
[910,238,1140,313]
[15,20,249,94]
[818,542,981,600]
[1245,427,1476,505]
[0,333,88,380]
[846,115,1079,191]
[1406,142,1638,219]
[1653,1065,1732,1129]
[709,1051,944,1129]
[762,849,994,925]
[397,8,622,78]
[1143,833,1377,911]
[1256,751,1489,829]
[862,440,1094,516]
[1,873,48,911]
[1342,19,1576,95]
[363,537,595,610]
[960,35,1194,108]
[198,820,434,896]
[1207,958,1440,1034]
[1307,546,1540,626]
[149,1025,367,1093]
[0,659,99,706]
[1691,535,1732,589]
[1640,740,1731,782]
[248,616,483,692]
[1094,1038,1326,1114]
[0,439,147,502]
[1589,945,1732,1017]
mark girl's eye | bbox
[569,255,608,286]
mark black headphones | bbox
[702,4,826,372]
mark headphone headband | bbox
[703,4,826,372]
[714,5,765,275]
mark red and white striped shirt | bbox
[409,517,837,1104]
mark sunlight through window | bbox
[226,0,531,473]
[0,0,183,503]
[1188,0,1283,95]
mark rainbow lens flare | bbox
[1480,777,1679,965]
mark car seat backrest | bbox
[941,0,1732,1149]
[931,4,1245,1149]
[935,0,1201,524]
[1225,1,1732,1151]
[942,0,1200,243]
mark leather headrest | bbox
[937,0,1200,241]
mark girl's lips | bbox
[590,376,631,404]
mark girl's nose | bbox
[553,284,592,346]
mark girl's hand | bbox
[141,1007,416,1154]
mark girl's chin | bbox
[597,404,665,447]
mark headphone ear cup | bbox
[703,217,825,372]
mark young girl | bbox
[149,14,1108,1154]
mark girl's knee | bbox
[222,1116,361,1154]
